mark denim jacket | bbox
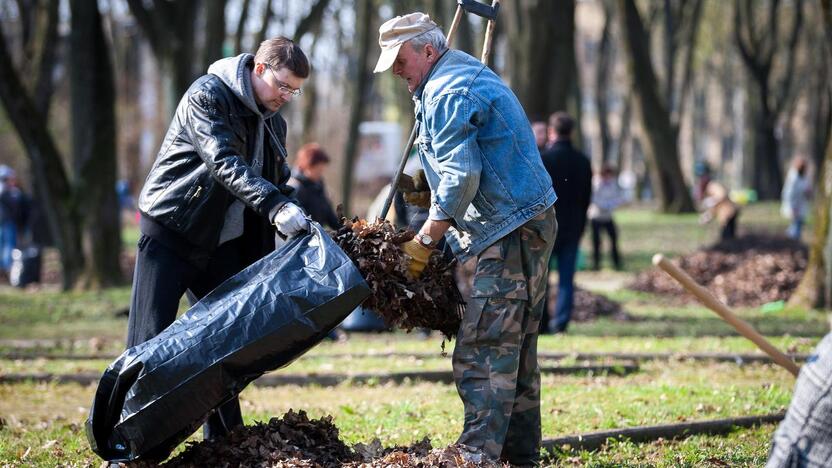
[413,50,557,263]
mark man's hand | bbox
[272,202,309,237]
[401,238,433,279]
[403,191,431,209]
[398,170,431,209]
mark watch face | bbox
[419,234,433,246]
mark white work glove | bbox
[272,202,309,238]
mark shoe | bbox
[550,323,567,334]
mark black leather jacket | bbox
[138,74,293,250]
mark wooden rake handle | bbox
[652,254,801,377]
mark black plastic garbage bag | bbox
[85,222,370,462]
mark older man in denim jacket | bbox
[375,13,557,465]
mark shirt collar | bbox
[413,49,452,100]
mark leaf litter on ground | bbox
[126,409,505,467]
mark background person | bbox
[531,120,548,153]
[288,143,341,230]
[699,179,740,241]
[0,167,30,279]
[588,164,626,271]
[781,157,811,240]
[540,112,592,334]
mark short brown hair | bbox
[255,37,310,78]
[549,111,574,137]
[600,163,616,177]
[296,143,330,171]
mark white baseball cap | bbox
[374,12,439,73]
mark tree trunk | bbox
[750,110,783,200]
[616,95,633,170]
[734,0,803,199]
[255,0,274,53]
[504,0,579,120]
[293,0,333,43]
[201,0,228,72]
[28,0,59,117]
[595,0,613,163]
[791,0,832,308]
[69,0,123,288]
[301,35,320,143]
[617,0,694,213]
[811,34,832,180]
[127,0,199,117]
[0,20,85,290]
[234,0,251,55]
[341,0,375,216]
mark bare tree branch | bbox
[596,0,614,162]
[125,0,162,56]
[734,0,761,79]
[663,0,674,110]
[32,0,58,116]
[234,0,251,55]
[673,0,703,128]
[293,0,332,43]
[255,0,273,49]
[201,0,228,72]
[773,0,803,116]
[763,0,780,69]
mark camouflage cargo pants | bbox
[453,206,557,466]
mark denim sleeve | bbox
[424,93,482,221]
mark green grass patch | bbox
[553,424,775,467]
[0,360,791,466]
[0,202,815,466]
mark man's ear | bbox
[254,62,267,76]
[425,44,437,63]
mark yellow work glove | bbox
[401,238,433,279]
[397,170,431,209]
[403,191,431,209]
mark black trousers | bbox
[126,234,250,440]
[590,219,621,270]
[720,213,738,240]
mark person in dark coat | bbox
[0,167,31,276]
[288,143,341,230]
[540,112,593,333]
[128,37,310,443]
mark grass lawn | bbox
[0,202,825,466]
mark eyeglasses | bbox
[268,65,303,97]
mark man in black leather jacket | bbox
[127,37,309,440]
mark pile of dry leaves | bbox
[162,410,355,467]
[559,287,631,322]
[158,410,499,467]
[629,235,808,306]
[332,218,464,340]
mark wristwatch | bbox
[415,232,435,248]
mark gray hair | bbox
[408,27,448,55]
